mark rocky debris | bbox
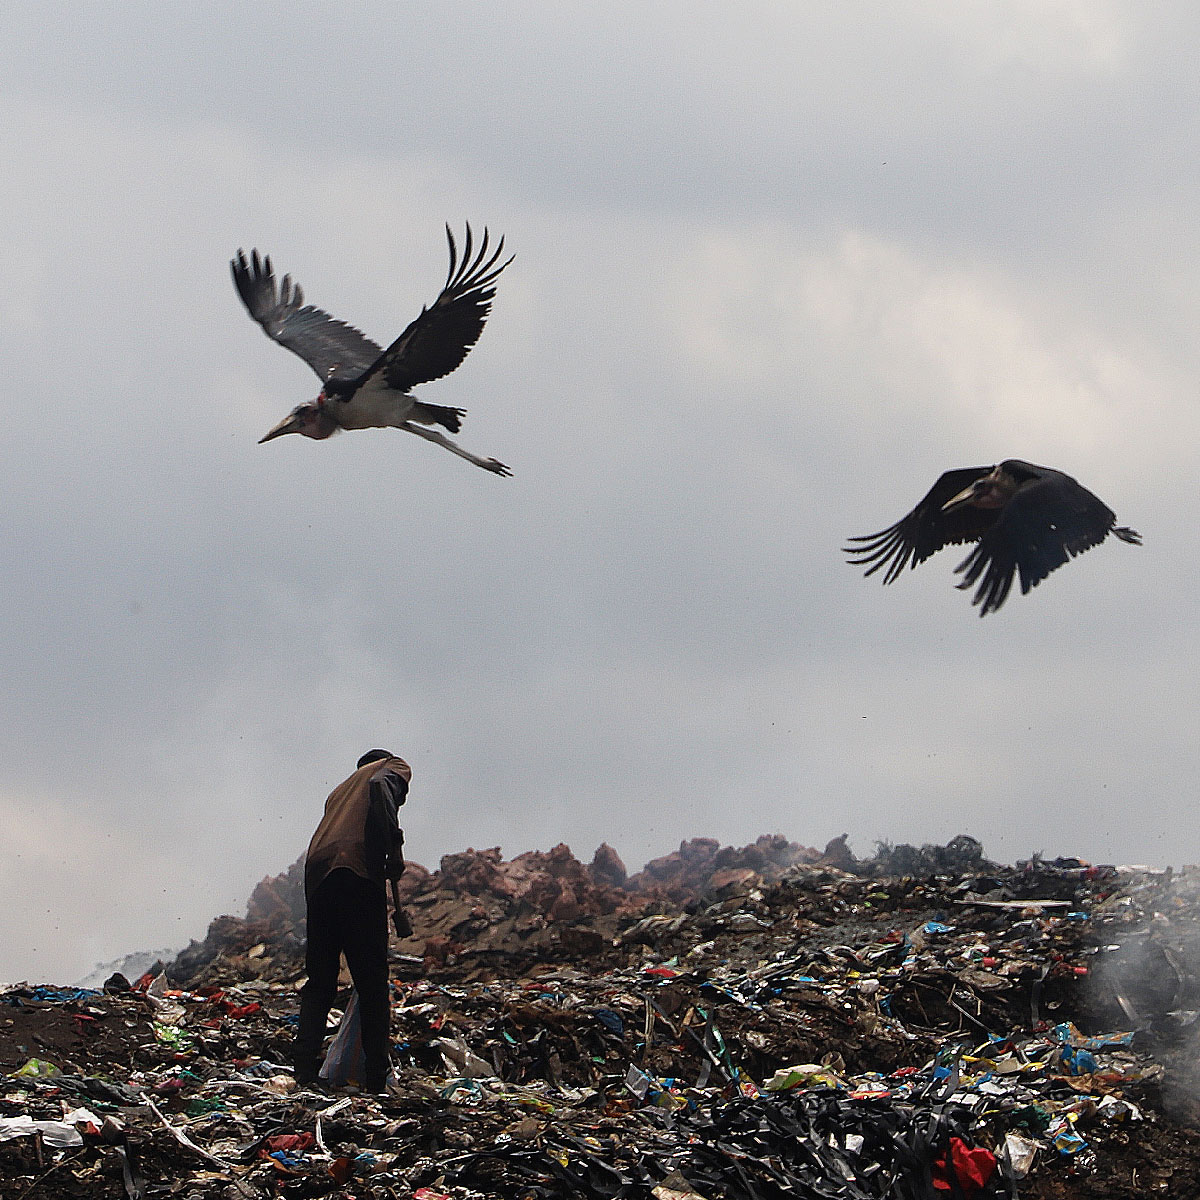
[861,834,991,878]
[4,838,1200,1198]
[818,832,857,871]
[590,842,628,888]
[625,834,824,899]
[245,858,307,928]
[166,836,825,989]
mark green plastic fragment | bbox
[10,1058,61,1078]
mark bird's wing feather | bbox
[364,224,513,395]
[231,249,382,383]
[844,467,996,584]
[953,473,1116,615]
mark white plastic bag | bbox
[319,990,366,1086]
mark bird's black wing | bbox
[953,471,1120,616]
[844,467,997,584]
[231,249,382,384]
[366,224,513,394]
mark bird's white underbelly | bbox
[338,377,416,429]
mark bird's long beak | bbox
[259,414,302,443]
[942,482,981,513]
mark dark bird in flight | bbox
[232,224,513,474]
[844,460,1141,616]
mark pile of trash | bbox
[167,835,831,988]
[3,835,1200,1198]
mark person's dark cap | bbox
[357,749,393,769]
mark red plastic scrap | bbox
[262,1133,316,1155]
[221,1000,262,1018]
[260,1132,317,1172]
[932,1138,997,1195]
[72,1013,98,1036]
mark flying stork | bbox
[844,460,1141,616]
[232,224,513,474]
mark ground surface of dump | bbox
[3,835,1199,1198]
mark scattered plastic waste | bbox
[0,1108,101,1148]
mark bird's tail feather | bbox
[409,402,465,433]
[1113,525,1141,545]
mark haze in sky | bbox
[1,3,1195,983]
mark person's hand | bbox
[392,908,413,939]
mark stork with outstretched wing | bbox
[232,224,513,475]
[844,460,1141,615]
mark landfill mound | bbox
[3,836,1200,1198]
[167,834,830,988]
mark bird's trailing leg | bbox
[400,421,512,476]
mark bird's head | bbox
[258,399,338,443]
[942,464,1015,513]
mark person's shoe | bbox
[293,1064,322,1089]
[360,1065,396,1096]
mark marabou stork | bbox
[844,460,1141,616]
[232,224,513,474]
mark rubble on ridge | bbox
[167,835,828,989]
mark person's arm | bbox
[369,765,412,937]
[367,768,408,879]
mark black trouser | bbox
[295,868,390,1087]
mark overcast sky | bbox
[2,2,1198,984]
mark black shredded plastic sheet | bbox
[443,1087,997,1199]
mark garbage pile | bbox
[167,835,830,989]
[3,836,1200,1198]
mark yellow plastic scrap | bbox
[652,1088,689,1111]
[763,1063,845,1092]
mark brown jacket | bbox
[304,756,411,897]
